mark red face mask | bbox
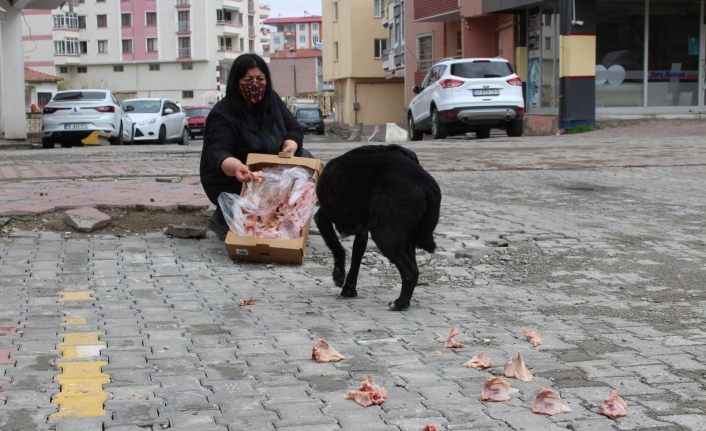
[240,80,266,105]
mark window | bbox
[97,15,107,28]
[182,90,194,98]
[79,41,88,54]
[59,66,68,73]
[121,13,131,27]
[78,15,86,29]
[122,39,133,53]
[313,35,319,43]
[77,66,87,73]
[53,13,78,29]
[299,24,305,31]
[216,9,232,23]
[219,36,233,50]
[334,41,339,60]
[146,11,157,26]
[178,37,190,58]
[147,38,157,52]
[374,38,387,58]
[274,36,280,45]
[313,23,318,30]
[149,64,160,71]
[54,38,80,55]
[178,11,190,31]
[417,35,433,70]
[373,0,382,17]
[97,40,108,53]
[113,65,124,72]
[181,62,193,70]
[299,35,305,43]
[239,39,244,51]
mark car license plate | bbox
[472,88,500,97]
[191,128,202,133]
[64,123,88,130]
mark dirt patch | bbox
[0,207,210,237]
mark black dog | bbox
[314,144,441,310]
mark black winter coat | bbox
[199,91,303,205]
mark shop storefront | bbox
[483,0,706,129]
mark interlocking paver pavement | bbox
[1,120,706,430]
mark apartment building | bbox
[322,0,403,125]
[263,16,321,51]
[21,0,271,105]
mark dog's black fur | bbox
[314,144,441,310]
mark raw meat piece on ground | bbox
[503,351,533,381]
[463,352,492,369]
[532,388,572,415]
[312,339,345,363]
[597,389,628,419]
[345,377,388,406]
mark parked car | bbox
[407,57,525,140]
[41,89,133,148]
[295,107,324,135]
[184,105,211,140]
[122,98,189,145]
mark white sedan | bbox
[123,98,189,145]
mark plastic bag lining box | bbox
[224,152,324,265]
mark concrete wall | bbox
[269,57,318,96]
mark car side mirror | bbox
[164,108,174,115]
[124,105,134,112]
[412,85,422,94]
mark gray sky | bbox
[264,0,322,18]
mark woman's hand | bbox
[221,157,261,183]
[281,139,298,156]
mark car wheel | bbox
[157,126,166,145]
[60,141,73,148]
[41,138,54,149]
[407,113,423,141]
[431,108,447,139]
[475,128,491,139]
[177,127,189,146]
[507,118,524,137]
[110,123,124,145]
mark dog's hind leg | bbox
[341,231,368,297]
[372,232,419,311]
[314,209,346,287]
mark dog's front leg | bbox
[341,231,367,297]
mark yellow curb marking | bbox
[59,291,94,301]
[50,361,111,419]
[63,316,87,326]
[54,287,111,420]
[57,333,106,359]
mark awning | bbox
[482,0,541,14]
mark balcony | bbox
[177,21,190,33]
[414,0,459,22]
[178,47,191,59]
[216,21,242,35]
[217,48,241,60]
[176,0,190,8]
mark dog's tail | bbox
[414,184,441,253]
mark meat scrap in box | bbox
[222,153,323,265]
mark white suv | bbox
[407,57,525,140]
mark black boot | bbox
[209,207,229,240]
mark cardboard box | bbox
[224,152,323,265]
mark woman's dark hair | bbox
[225,53,274,121]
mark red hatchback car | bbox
[184,105,211,139]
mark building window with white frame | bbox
[77,66,87,73]
[147,38,157,53]
[97,40,108,54]
[149,64,160,71]
[417,34,433,71]
[121,13,131,27]
[146,11,157,26]
[54,38,80,55]
[373,0,382,17]
[113,65,123,72]
[374,38,387,58]
[122,39,133,53]
[182,90,194,98]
